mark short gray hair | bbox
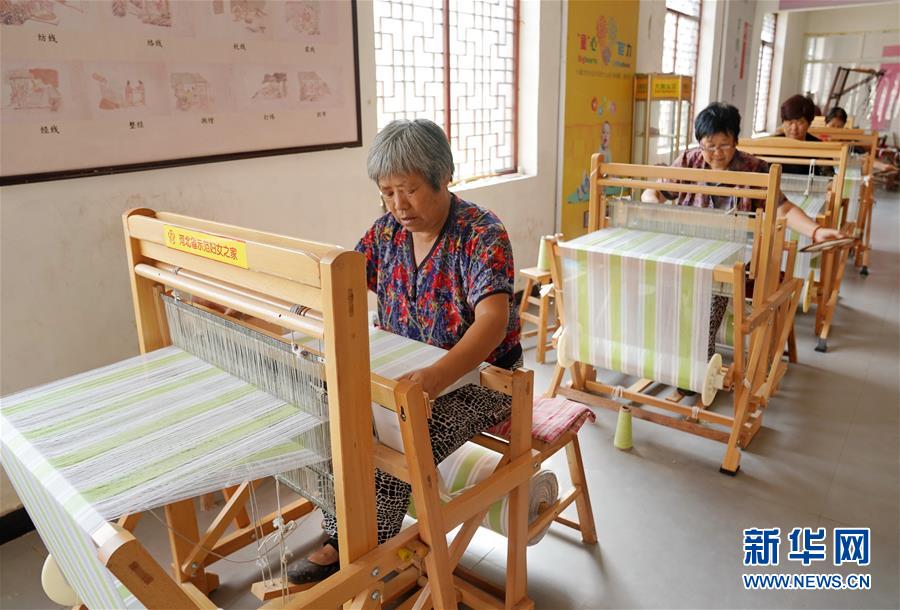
[367,119,454,190]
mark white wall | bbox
[804,1,899,32]
[0,0,564,516]
[769,9,810,129]
[768,1,899,132]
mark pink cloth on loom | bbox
[488,396,595,444]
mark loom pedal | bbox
[251,578,316,600]
[815,338,828,352]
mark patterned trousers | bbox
[709,295,730,360]
[322,358,522,544]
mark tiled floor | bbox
[2,191,898,610]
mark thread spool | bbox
[701,353,724,407]
[613,405,633,450]
[537,236,551,271]
[41,555,80,607]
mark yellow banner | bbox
[560,1,637,238]
[164,225,249,269]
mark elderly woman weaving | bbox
[641,102,843,360]
[288,118,522,583]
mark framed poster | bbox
[0,0,361,185]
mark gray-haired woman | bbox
[288,118,522,583]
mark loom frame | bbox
[737,137,853,352]
[545,157,801,475]
[116,208,536,609]
[808,127,879,275]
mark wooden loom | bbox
[808,126,880,275]
[545,157,801,475]
[737,137,852,352]
[70,208,539,609]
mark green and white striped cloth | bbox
[843,158,864,227]
[559,228,745,393]
[1,346,328,608]
[782,179,829,283]
[409,441,558,546]
[369,326,480,453]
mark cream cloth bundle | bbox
[409,442,559,546]
[559,227,745,393]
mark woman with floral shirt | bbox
[288,118,522,584]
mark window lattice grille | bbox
[373,0,518,182]
[753,13,777,133]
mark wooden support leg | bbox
[222,484,251,528]
[117,512,142,532]
[518,279,535,319]
[545,365,566,398]
[165,499,218,594]
[565,436,597,544]
[397,387,458,610]
[535,292,550,364]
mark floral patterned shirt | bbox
[355,194,521,367]
[662,148,774,211]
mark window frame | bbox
[663,0,702,104]
[373,0,520,183]
[753,13,777,134]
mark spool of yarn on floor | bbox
[614,405,633,450]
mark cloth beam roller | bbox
[408,442,558,546]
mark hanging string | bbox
[804,158,817,196]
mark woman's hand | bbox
[398,365,449,400]
[813,227,845,243]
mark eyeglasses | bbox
[699,144,735,154]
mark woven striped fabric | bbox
[409,441,559,546]
[2,346,328,607]
[843,159,863,226]
[559,228,745,393]
[369,326,481,453]
[369,327,480,391]
[782,185,829,283]
[2,423,141,609]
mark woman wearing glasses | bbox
[642,102,840,240]
[642,102,842,359]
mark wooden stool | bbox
[518,267,558,364]
[485,396,598,544]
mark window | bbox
[753,13,777,133]
[801,29,900,130]
[658,0,700,157]
[662,0,701,80]
[373,0,519,182]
